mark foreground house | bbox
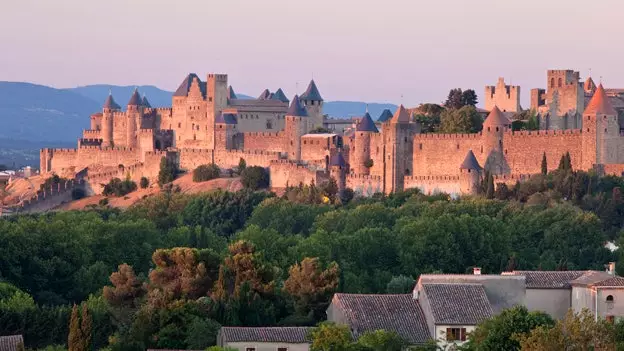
[0,335,24,351]
[326,265,624,347]
[217,327,312,351]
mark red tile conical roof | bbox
[584,84,617,116]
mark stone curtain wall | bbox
[504,130,583,174]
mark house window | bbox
[607,295,614,303]
[446,328,466,342]
[278,348,288,351]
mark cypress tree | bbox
[541,152,548,175]
[81,303,92,351]
[565,151,572,171]
[68,304,82,351]
[558,154,566,171]
[486,173,495,199]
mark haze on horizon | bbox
[1,0,622,108]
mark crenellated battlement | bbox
[492,173,535,181]
[243,131,283,137]
[138,128,154,135]
[414,133,482,140]
[504,129,582,137]
[78,146,137,152]
[405,175,460,182]
[83,129,101,136]
[347,173,383,181]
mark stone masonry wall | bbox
[412,133,484,176]
[503,130,582,174]
[270,160,326,189]
[241,131,286,153]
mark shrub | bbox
[238,158,247,174]
[102,178,137,197]
[364,159,374,168]
[193,164,221,182]
[158,157,177,187]
[139,177,149,189]
[98,198,109,206]
[241,166,269,190]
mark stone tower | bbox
[581,84,619,169]
[206,73,229,150]
[543,70,585,130]
[352,112,379,175]
[285,95,309,160]
[214,113,237,150]
[126,89,142,148]
[300,80,324,129]
[382,105,413,194]
[459,150,483,195]
[482,106,510,174]
[484,77,521,113]
[329,151,347,196]
[101,92,120,147]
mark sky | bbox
[1,0,624,107]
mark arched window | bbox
[558,78,563,88]
[607,295,614,303]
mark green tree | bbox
[356,330,405,351]
[241,166,269,190]
[283,258,339,320]
[158,157,177,187]
[439,106,482,133]
[465,305,554,351]
[461,89,478,107]
[444,88,464,109]
[184,317,221,349]
[193,164,221,182]
[140,177,149,189]
[309,322,353,351]
[386,275,415,294]
[541,153,547,175]
[238,158,247,173]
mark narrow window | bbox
[558,78,562,87]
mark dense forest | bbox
[2,162,624,350]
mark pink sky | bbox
[1,0,623,106]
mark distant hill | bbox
[0,82,398,143]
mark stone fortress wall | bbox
[36,69,624,202]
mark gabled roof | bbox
[483,106,511,127]
[272,88,290,103]
[127,89,142,106]
[591,276,624,287]
[390,105,411,124]
[570,270,616,287]
[460,150,482,170]
[377,109,393,122]
[173,73,206,98]
[356,112,379,132]
[228,85,237,100]
[258,89,271,100]
[422,283,493,325]
[505,271,587,289]
[216,113,237,124]
[0,335,24,351]
[300,80,323,101]
[584,77,596,92]
[141,95,151,108]
[286,95,308,117]
[219,327,312,344]
[329,152,346,167]
[331,294,430,344]
[103,93,121,110]
[584,84,617,116]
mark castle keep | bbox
[40,70,624,198]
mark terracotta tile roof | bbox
[422,283,493,325]
[571,271,616,286]
[507,271,587,289]
[219,327,312,343]
[356,112,379,133]
[592,276,624,287]
[0,335,23,351]
[377,109,393,122]
[332,294,430,344]
[584,84,617,116]
[483,106,511,127]
[300,80,323,101]
[460,150,481,170]
[286,95,308,117]
[391,105,411,124]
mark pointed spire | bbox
[103,92,121,110]
[483,106,511,127]
[127,88,142,106]
[286,95,308,117]
[356,112,379,133]
[390,105,410,124]
[300,80,323,101]
[141,94,151,108]
[584,84,617,116]
[228,85,238,100]
[329,152,346,167]
[584,76,596,93]
[258,89,271,100]
[272,88,290,103]
[377,109,393,122]
[460,150,482,170]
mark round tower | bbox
[101,91,120,147]
[285,95,308,160]
[329,151,347,195]
[459,150,483,195]
[300,80,324,129]
[481,106,510,174]
[582,83,618,168]
[353,112,379,175]
[126,88,142,148]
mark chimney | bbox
[473,267,482,275]
[608,262,616,275]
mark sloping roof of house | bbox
[216,113,237,124]
[377,109,393,122]
[219,327,312,344]
[584,84,618,116]
[286,95,308,117]
[300,80,323,101]
[506,271,587,289]
[356,112,379,132]
[173,73,206,98]
[483,106,511,127]
[592,276,624,287]
[331,294,430,344]
[0,335,23,351]
[460,150,482,170]
[422,283,493,325]
[571,270,617,287]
